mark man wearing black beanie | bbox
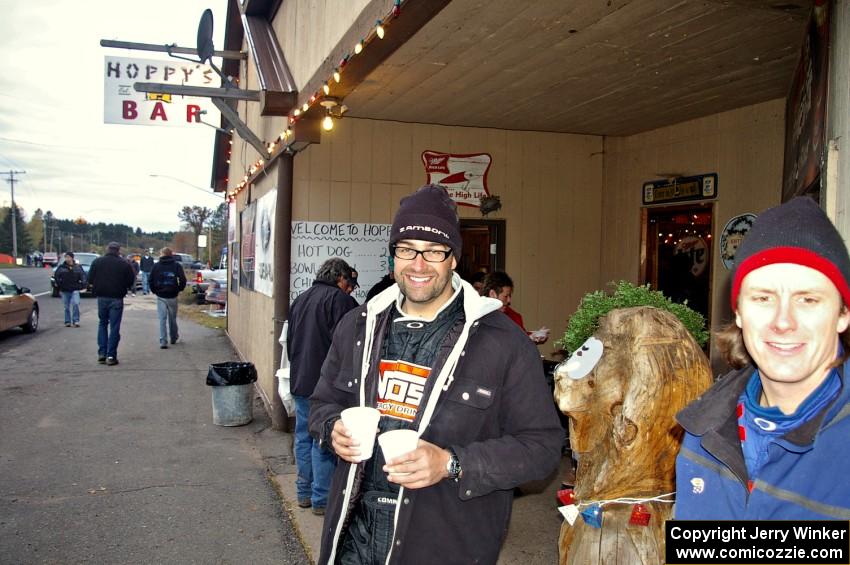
[675,196,850,521]
[309,184,563,564]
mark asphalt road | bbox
[0,266,53,295]
[0,277,310,565]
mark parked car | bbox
[42,252,59,267]
[170,253,197,268]
[191,268,227,295]
[0,272,38,333]
[205,277,228,306]
[50,252,99,297]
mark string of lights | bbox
[225,0,403,203]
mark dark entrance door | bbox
[458,219,505,282]
[642,204,713,325]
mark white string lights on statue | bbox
[225,0,403,203]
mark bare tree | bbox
[177,205,214,258]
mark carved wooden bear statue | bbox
[554,306,712,565]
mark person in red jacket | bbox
[481,271,549,344]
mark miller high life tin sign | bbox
[422,150,492,207]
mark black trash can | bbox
[206,362,258,426]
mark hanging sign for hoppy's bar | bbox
[642,173,718,205]
[103,56,220,127]
[422,150,491,207]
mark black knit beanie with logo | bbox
[390,184,462,258]
[731,196,850,308]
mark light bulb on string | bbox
[322,115,334,131]
[376,20,385,39]
[392,0,401,17]
[333,68,341,83]
[323,82,330,95]
[354,39,363,54]
[302,102,309,112]
[293,108,301,117]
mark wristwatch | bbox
[446,448,462,481]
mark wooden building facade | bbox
[215,0,850,426]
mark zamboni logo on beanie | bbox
[399,225,451,240]
[730,197,850,309]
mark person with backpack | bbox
[149,247,187,349]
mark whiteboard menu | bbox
[290,221,392,304]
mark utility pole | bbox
[1,170,26,260]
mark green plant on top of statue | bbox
[557,281,709,354]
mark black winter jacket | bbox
[287,280,358,397]
[149,255,187,299]
[309,275,563,565]
[140,255,155,273]
[54,262,86,292]
[87,252,135,298]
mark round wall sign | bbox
[720,213,757,270]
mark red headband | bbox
[731,246,850,309]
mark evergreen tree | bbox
[27,208,44,250]
[0,204,33,257]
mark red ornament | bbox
[556,488,575,506]
[629,503,651,526]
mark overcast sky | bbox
[0,0,228,233]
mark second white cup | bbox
[378,429,420,463]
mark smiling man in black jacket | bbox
[309,185,562,565]
[87,242,136,366]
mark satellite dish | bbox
[196,9,215,63]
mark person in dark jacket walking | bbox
[139,251,155,295]
[675,197,850,520]
[309,185,563,564]
[87,242,136,365]
[55,251,86,327]
[149,247,187,349]
[126,255,140,297]
[288,257,359,514]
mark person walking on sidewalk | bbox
[139,251,155,295]
[149,247,187,349]
[55,251,86,327]
[287,257,359,515]
[309,185,563,564]
[87,242,136,366]
[125,255,140,297]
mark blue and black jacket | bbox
[675,361,850,520]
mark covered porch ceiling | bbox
[342,0,814,136]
